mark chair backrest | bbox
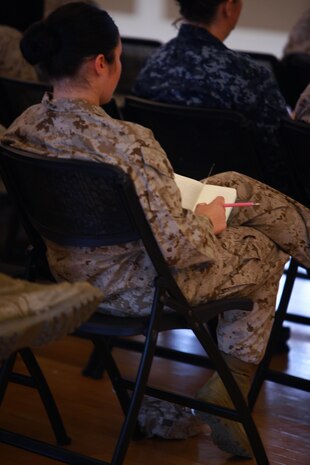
[0,76,121,127]
[278,118,310,207]
[116,37,162,96]
[123,96,263,180]
[0,144,185,302]
[0,77,52,127]
[280,53,310,108]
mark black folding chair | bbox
[248,118,310,405]
[123,95,264,181]
[280,53,310,108]
[0,76,121,128]
[276,118,310,331]
[278,117,310,208]
[116,37,162,97]
[0,76,121,263]
[0,144,270,465]
[0,77,51,128]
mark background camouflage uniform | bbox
[3,94,310,363]
[283,7,310,56]
[0,26,38,81]
[133,24,290,193]
[294,83,310,124]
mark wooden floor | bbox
[0,272,309,465]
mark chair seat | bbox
[76,310,188,338]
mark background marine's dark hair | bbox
[20,2,119,80]
[175,0,226,24]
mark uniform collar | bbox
[178,23,227,49]
[42,92,105,117]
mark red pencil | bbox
[224,202,260,207]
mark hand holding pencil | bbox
[195,198,260,235]
[195,196,227,235]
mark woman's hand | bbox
[194,196,227,235]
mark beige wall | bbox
[238,0,309,31]
[96,0,309,57]
[165,0,309,31]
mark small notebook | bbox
[174,173,237,220]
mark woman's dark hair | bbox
[175,0,226,24]
[20,2,119,80]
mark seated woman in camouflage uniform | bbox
[2,2,310,458]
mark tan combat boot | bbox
[0,273,103,360]
[195,352,257,458]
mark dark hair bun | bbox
[21,21,61,65]
[19,2,119,80]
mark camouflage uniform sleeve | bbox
[294,83,310,124]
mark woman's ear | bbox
[223,0,235,17]
[94,54,106,75]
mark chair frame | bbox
[0,348,71,451]
[280,52,310,108]
[123,95,264,181]
[244,117,310,402]
[0,77,52,128]
[0,76,121,263]
[0,75,121,128]
[87,259,310,399]
[278,118,310,206]
[248,258,310,407]
[115,37,162,96]
[104,117,310,399]
[0,144,270,464]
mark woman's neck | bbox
[53,79,100,106]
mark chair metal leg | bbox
[126,318,270,464]
[110,283,165,465]
[1,206,22,262]
[82,345,108,380]
[0,428,107,465]
[18,348,71,446]
[0,353,17,405]
[91,337,132,417]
